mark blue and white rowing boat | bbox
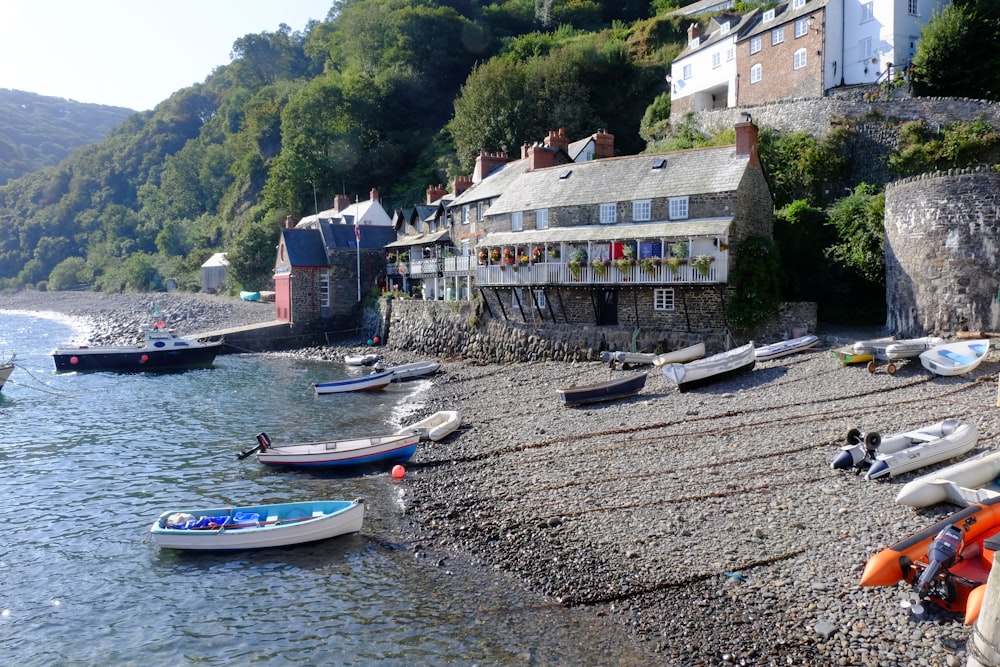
[314,369,393,394]
[242,431,420,468]
[919,339,989,376]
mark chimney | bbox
[543,129,569,154]
[593,129,615,159]
[285,215,295,229]
[426,183,447,204]
[370,187,380,202]
[735,117,759,165]
[473,151,510,183]
[687,22,702,46]
[334,194,350,212]
[528,143,555,171]
[521,142,530,159]
[453,175,472,196]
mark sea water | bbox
[0,311,648,666]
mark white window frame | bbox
[750,64,762,84]
[462,204,469,225]
[461,239,469,257]
[750,36,761,54]
[859,37,871,61]
[536,208,548,230]
[795,18,808,38]
[511,211,523,231]
[726,47,735,61]
[533,288,547,310]
[794,48,807,70]
[861,2,874,23]
[600,203,617,224]
[712,52,721,69]
[763,8,775,22]
[668,197,689,220]
[792,0,805,8]
[772,27,784,45]
[908,0,918,16]
[653,288,675,311]
[632,200,651,222]
[683,63,692,79]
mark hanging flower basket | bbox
[567,260,582,280]
[590,258,609,277]
[666,256,684,276]
[478,249,489,265]
[639,257,660,276]
[692,255,715,276]
[532,247,544,263]
[614,258,633,273]
[490,248,501,263]
[548,248,560,259]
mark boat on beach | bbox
[854,336,945,374]
[652,343,706,367]
[830,344,874,366]
[919,339,990,376]
[661,342,755,392]
[754,334,819,361]
[831,419,978,480]
[314,369,394,394]
[51,323,222,372]
[556,372,648,406]
[344,353,380,366]
[376,360,441,381]
[397,410,462,442]
[241,431,420,468]
[148,499,365,551]
[895,449,1000,508]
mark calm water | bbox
[0,311,646,666]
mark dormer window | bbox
[792,0,805,8]
[720,22,730,35]
[763,8,775,22]
[651,157,667,170]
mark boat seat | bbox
[266,514,278,523]
[312,511,323,517]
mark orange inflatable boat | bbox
[860,495,1000,623]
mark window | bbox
[726,47,735,61]
[683,64,692,79]
[712,52,721,69]
[533,289,547,310]
[669,197,689,220]
[794,48,807,70]
[511,211,523,231]
[750,63,762,83]
[750,36,761,54]
[772,27,784,45]
[792,0,805,8]
[461,239,469,257]
[476,201,484,220]
[654,288,675,311]
[720,22,730,35]
[536,209,548,230]
[462,204,469,225]
[908,0,918,16]
[859,37,871,61]
[633,200,651,222]
[763,8,775,22]
[795,18,808,38]
[861,2,874,22]
[600,203,617,224]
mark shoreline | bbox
[2,290,988,665]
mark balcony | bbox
[387,255,475,278]
[474,256,726,286]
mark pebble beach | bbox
[3,290,996,666]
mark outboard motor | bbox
[916,525,964,595]
[831,430,881,471]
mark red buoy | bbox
[391,465,405,479]
[70,356,79,365]
[140,354,149,363]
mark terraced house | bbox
[438,120,773,338]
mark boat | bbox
[599,350,658,366]
[556,372,648,406]
[148,499,365,551]
[652,343,706,367]
[661,342,755,393]
[830,344,873,365]
[314,369,394,394]
[754,334,819,361]
[0,352,14,391]
[397,410,463,442]
[375,360,441,381]
[855,336,945,374]
[240,431,420,468]
[51,323,222,372]
[831,419,978,480]
[860,494,1000,623]
[239,290,261,302]
[920,339,990,376]
[895,449,1000,508]
[344,353,380,366]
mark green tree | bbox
[912,0,1000,101]
[825,183,885,285]
[48,257,89,290]
[228,220,280,291]
[725,236,784,329]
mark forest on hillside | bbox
[0,89,134,185]
[0,0,996,324]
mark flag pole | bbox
[355,195,361,303]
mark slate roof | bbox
[675,10,760,59]
[385,229,452,248]
[281,229,330,268]
[485,145,747,216]
[448,159,530,207]
[743,0,831,40]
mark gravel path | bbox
[3,290,991,665]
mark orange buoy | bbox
[373,336,380,344]
[391,465,405,479]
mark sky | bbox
[0,0,334,111]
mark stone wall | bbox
[885,168,1000,337]
[376,297,816,363]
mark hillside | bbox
[0,89,134,185]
